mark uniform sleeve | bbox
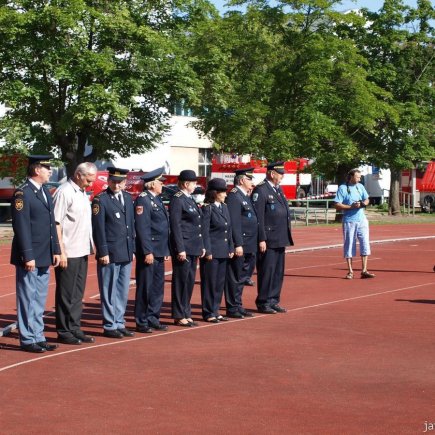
[11,189,34,262]
[224,204,234,252]
[169,196,185,254]
[202,205,212,256]
[226,193,243,247]
[252,187,267,243]
[135,196,153,255]
[92,196,108,258]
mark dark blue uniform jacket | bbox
[10,181,61,267]
[202,203,234,258]
[169,190,204,256]
[92,189,135,262]
[134,191,170,258]
[252,181,294,249]
[225,187,258,254]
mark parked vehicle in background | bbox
[210,153,329,201]
[401,161,435,211]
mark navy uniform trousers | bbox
[135,258,165,327]
[200,203,233,320]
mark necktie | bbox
[117,193,124,206]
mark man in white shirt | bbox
[53,162,97,344]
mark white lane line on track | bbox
[0,292,16,299]
[1,280,434,373]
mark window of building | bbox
[198,149,212,177]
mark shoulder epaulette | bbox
[230,188,237,193]
[257,181,265,186]
[124,191,131,196]
[175,191,183,197]
[139,191,148,197]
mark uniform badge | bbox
[115,212,120,218]
[136,206,144,215]
[248,212,252,218]
[14,191,23,196]
[252,193,258,202]
[271,205,275,210]
[14,198,24,211]
[242,201,247,205]
[92,204,100,215]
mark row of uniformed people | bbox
[11,156,293,351]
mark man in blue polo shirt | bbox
[334,168,375,280]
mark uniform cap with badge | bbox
[107,166,129,181]
[266,161,285,174]
[178,169,198,182]
[206,178,228,192]
[28,154,54,169]
[234,167,255,179]
[140,167,166,184]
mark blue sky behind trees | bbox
[211,0,418,13]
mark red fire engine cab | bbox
[210,154,316,201]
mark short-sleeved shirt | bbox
[334,183,369,223]
[53,179,93,258]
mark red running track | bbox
[0,223,434,434]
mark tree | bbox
[349,0,435,214]
[187,1,390,182]
[0,0,208,176]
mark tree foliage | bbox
[0,0,208,175]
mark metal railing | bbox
[288,198,336,226]
[399,191,415,216]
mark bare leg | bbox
[361,255,368,273]
[346,258,353,274]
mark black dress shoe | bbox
[258,307,277,314]
[174,320,194,327]
[244,279,255,286]
[118,328,135,337]
[149,323,168,331]
[137,326,153,333]
[58,336,82,345]
[73,332,95,343]
[271,304,287,313]
[21,343,46,353]
[240,310,254,317]
[103,329,124,339]
[37,341,59,351]
[205,317,220,323]
[226,312,244,319]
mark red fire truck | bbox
[401,160,435,211]
[210,153,326,201]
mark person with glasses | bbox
[53,162,97,345]
[134,167,170,333]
